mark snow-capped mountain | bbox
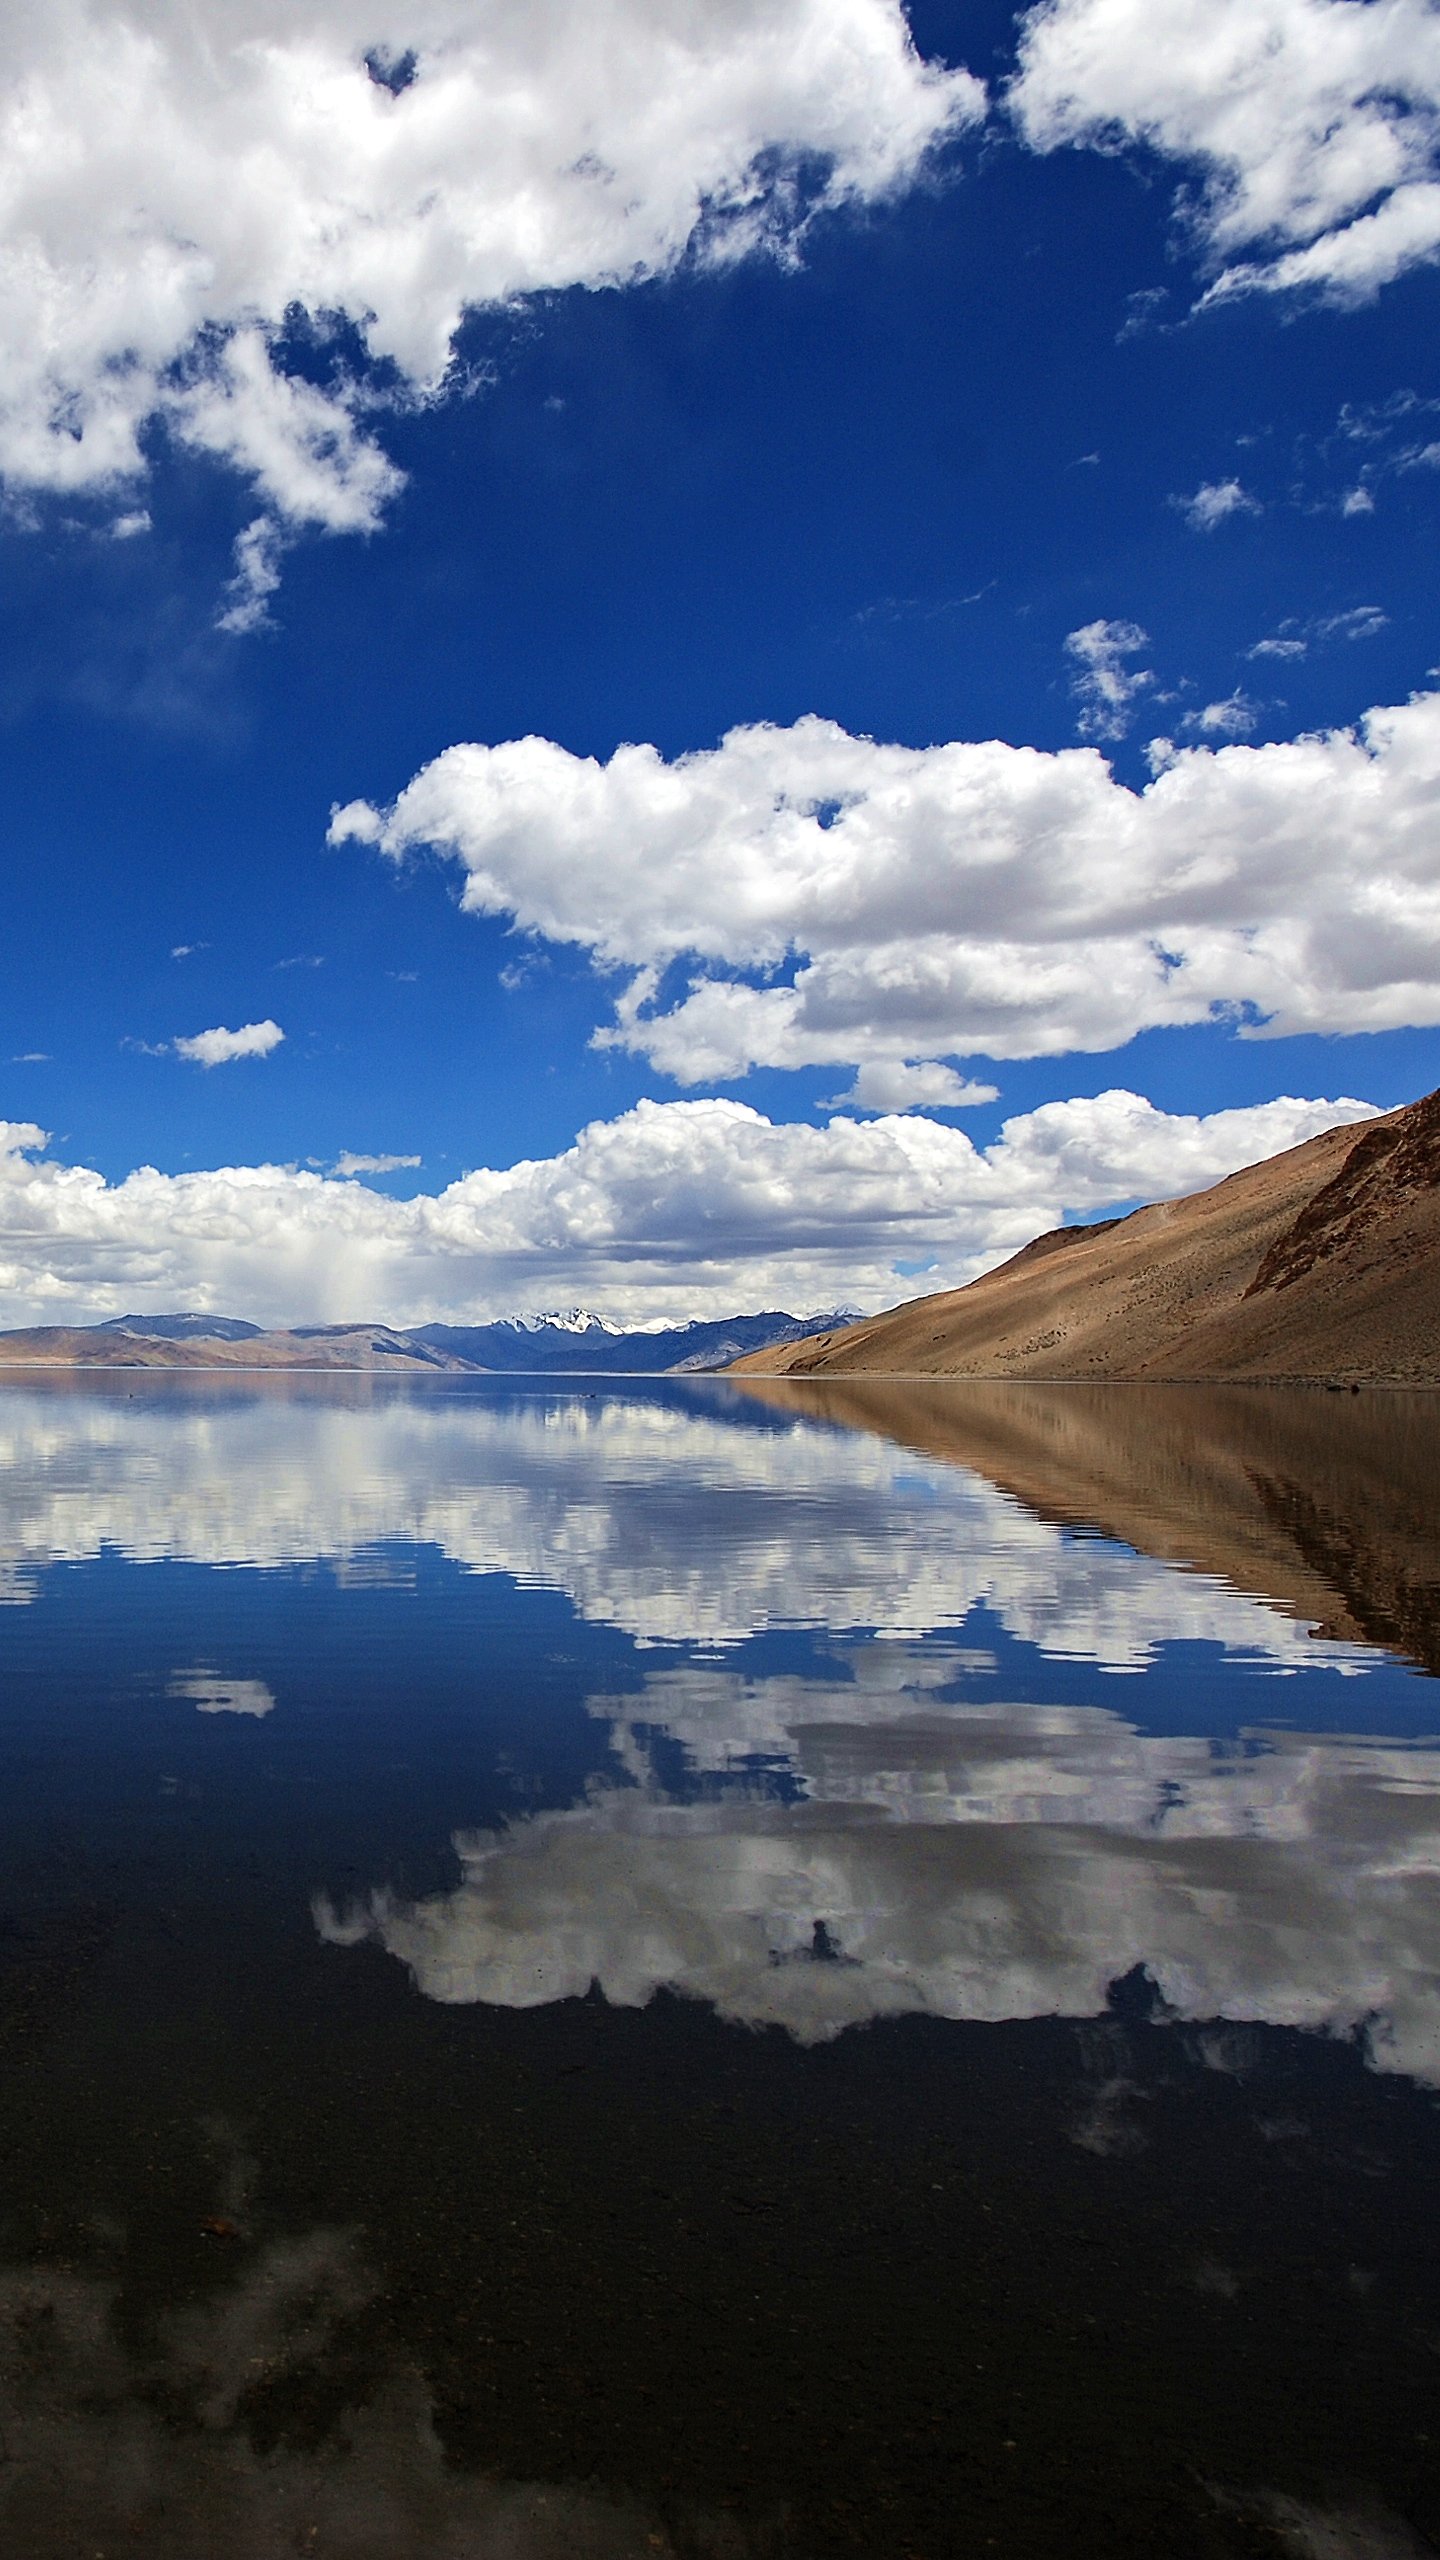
[412,1311,857,1373]
[502,1309,624,1336]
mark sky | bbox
[2,0,1439,1328]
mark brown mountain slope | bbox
[732,1089,1440,1383]
[736,1377,1440,1674]
[0,1326,473,1372]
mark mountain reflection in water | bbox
[0,1372,1438,2558]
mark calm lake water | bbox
[1,1372,1438,2558]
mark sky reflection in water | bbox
[2,1374,1436,2061]
[2,1374,1439,2557]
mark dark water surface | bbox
[1,1374,1438,2558]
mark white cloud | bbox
[1332,390,1440,509]
[0,1088,1375,1329]
[1318,603,1390,642]
[1174,477,1260,531]
[1011,0,1440,305]
[172,1020,285,1068]
[0,0,980,556]
[1187,691,1258,738]
[215,515,290,636]
[108,508,151,540]
[334,691,1440,1083]
[819,1061,1000,1113]
[1063,615,1153,738]
[1248,605,1388,658]
[335,1151,421,1176]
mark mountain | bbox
[412,1310,855,1373]
[0,1325,474,1372]
[730,1090,1440,1385]
[0,1308,849,1373]
[99,1313,264,1342]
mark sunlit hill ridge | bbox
[733,1088,1440,1385]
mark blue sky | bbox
[2,0,1438,1325]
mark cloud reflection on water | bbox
[317,1650,1440,2080]
[0,2236,692,2560]
[2,1377,1435,2073]
[0,1382,1384,1672]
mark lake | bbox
[0,1372,1437,2557]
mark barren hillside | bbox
[732,1089,1440,1383]
[0,1325,471,1372]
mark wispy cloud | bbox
[335,1151,421,1177]
[216,515,288,637]
[1173,478,1261,533]
[1184,692,1258,738]
[1247,605,1388,659]
[1064,618,1153,740]
[1317,605,1389,644]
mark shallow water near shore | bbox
[1,1370,1438,2557]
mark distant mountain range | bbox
[0,1306,856,1374]
[733,1088,1440,1385]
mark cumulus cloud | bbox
[1174,477,1260,531]
[1011,0,1440,305]
[1064,615,1153,738]
[819,1061,1000,1113]
[333,692,1440,1083]
[0,0,980,576]
[0,1089,1374,1329]
[172,1020,285,1068]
